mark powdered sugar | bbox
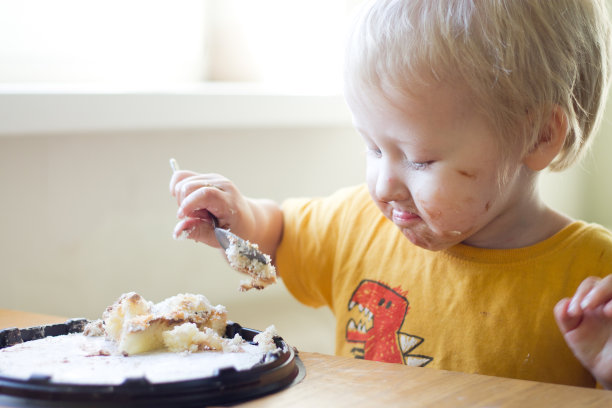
[0,333,266,385]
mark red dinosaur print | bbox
[346,279,432,366]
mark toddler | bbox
[170,0,612,388]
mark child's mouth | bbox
[392,209,421,226]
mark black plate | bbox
[0,320,304,407]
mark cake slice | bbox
[99,292,227,355]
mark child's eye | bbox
[409,161,433,170]
[366,147,382,158]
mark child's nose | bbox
[376,163,409,203]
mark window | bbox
[0,0,207,84]
[0,0,364,92]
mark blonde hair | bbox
[345,0,612,171]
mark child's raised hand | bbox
[169,170,256,248]
[554,275,612,389]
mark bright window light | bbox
[0,0,364,92]
[215,0,361,92]
[0,0,207,85]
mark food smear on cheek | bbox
[422,206,442,221]
[414,188,445,221]
[456,168,478,179]
[415,190,473,239]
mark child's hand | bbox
[169,171,257,248]
[554,276,612,389]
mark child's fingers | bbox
[172,218,219,247]
[173,174,228,205]
[567,276,600,317]
[175,179,215,208]
[177,185,225,220]
[580,274,612,311]
[604,301,612,317]
[554,297,582,333]
[169,170,198,196]
[173,218,196,240]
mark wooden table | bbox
[1,309,611,407]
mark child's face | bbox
[346,82,525,250]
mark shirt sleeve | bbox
[276,185,366,309]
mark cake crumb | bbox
[253,325,279,353]
[175,226,195,241]
[162,323,225,353]
[223,333,245,353]
[83,319,105,337]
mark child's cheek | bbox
[415,186,480,231]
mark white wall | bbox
[540,93,612,228]
[0,125,364,354]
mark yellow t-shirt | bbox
[276,184,612,387]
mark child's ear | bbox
[522,106,568,171]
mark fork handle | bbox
[208,211,220,229]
